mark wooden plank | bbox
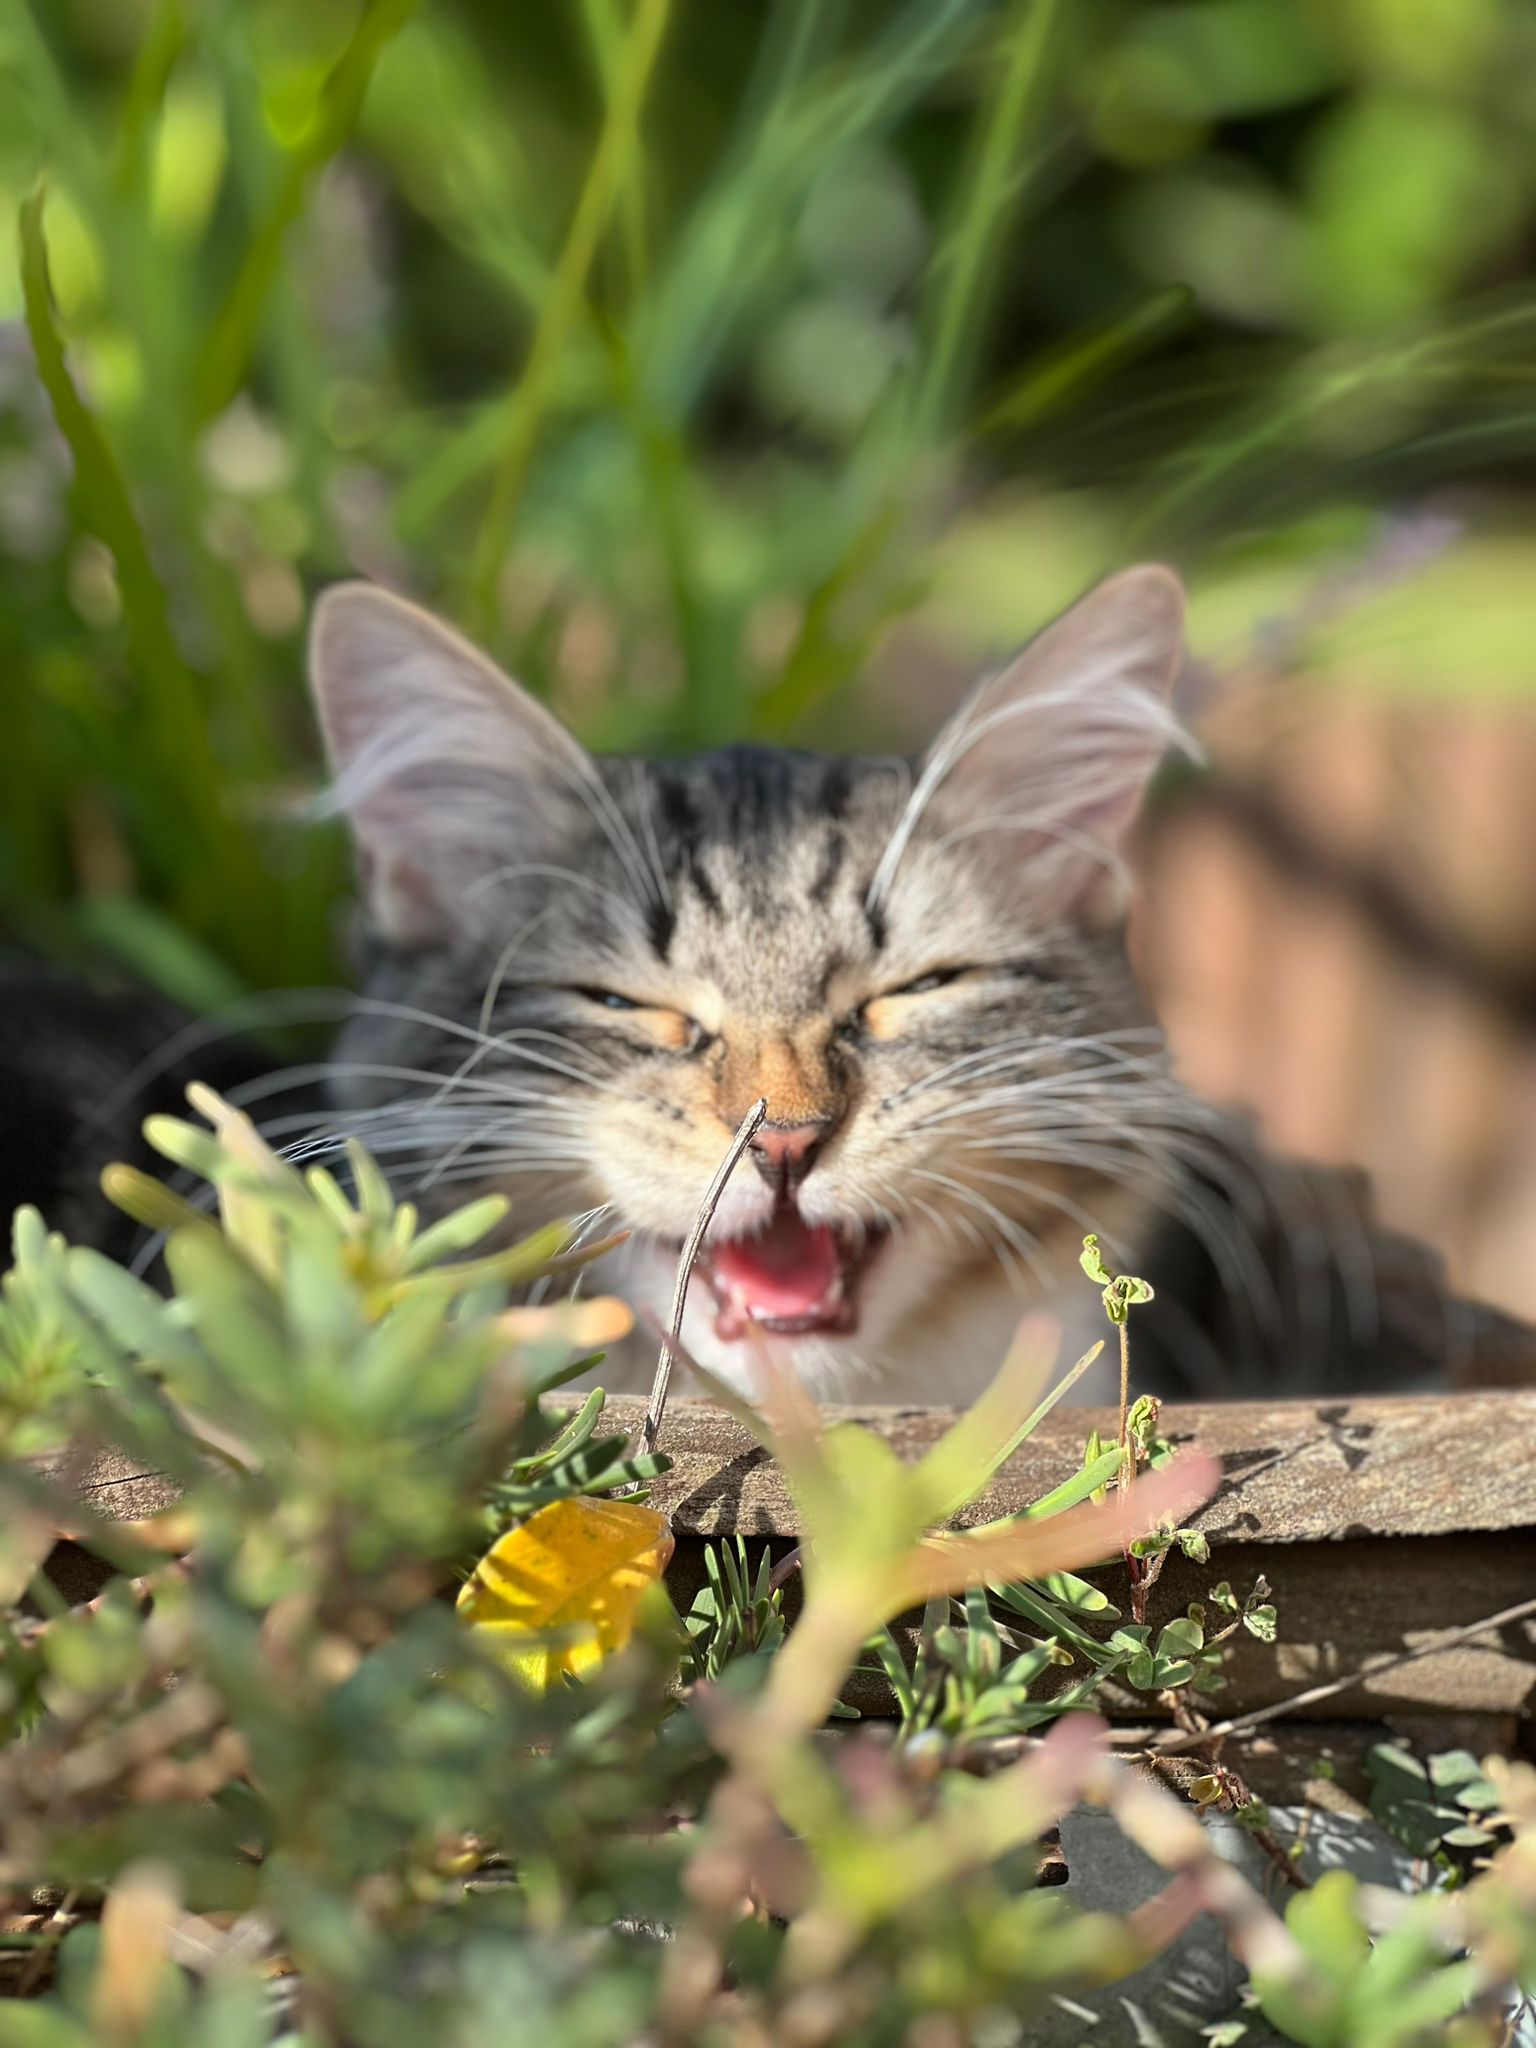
[612,1390,1536,1544]
[55,1390,1534,1546]
[622,1390,1536,1720]
[659,1529,1535,1722]
[1084,1534,1536,1719]
[45,1390,1536,1717]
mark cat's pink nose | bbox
[749,1119,827,1190]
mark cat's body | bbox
[0,956,273,1266]
[5,569,1529,1404]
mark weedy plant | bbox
[0,1094,1532,2045]
[678,1535,788,1688]
[1367,1744,1507,1872]
[856,1243,1278,1757]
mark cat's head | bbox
[308,568,1191,1402]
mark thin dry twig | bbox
[15,1888,79,1998]
[1145,1593,1536,1756]
[0,1678,224,1814]
[638,1098,767,1462]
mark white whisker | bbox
[477,905,561,1039]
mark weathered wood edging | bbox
[606,1391,1536,1722]
[55,1389,1536,1720]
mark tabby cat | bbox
[301,569,1531,1405]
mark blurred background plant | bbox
[3,0,1536,1320]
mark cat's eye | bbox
[572,985,642,1011]
[566,984,707,1054]
[839,966,971,1044]
[887,967,966,998]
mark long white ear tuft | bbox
[871,565,1192,922]
[308,582,595,946]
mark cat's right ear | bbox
[308,582,592,947]
[888,565,1191,924]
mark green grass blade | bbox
[912,0,1062,438]
[112,0,190,197]
[468,0,672,635]
[72,895,252,1016]
[750,491,909,737]
[519,1388,607,1475]
[978,285,1195,437]
[1015,1445,1128,1522]
[863,1625,916,1718]
[20,189,201,740]
[17,186,241,921]
[988,1580,1115,1664]
[581,0,651,303]
[195,0,420,423]
[639,0,983,422]
[924,1338,1105,1528]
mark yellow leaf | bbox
[457,1496,674,1692]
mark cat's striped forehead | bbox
[452,740,927,1029]
[633,745,906,963]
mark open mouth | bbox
[696,1207,888,1340]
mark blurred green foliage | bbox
[2,1096,1531,2042]
[3,0,1536,1012]
[0,1094,1190,2036]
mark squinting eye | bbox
[566,984,709,1055]
[888,967,967,998]
[571,986,642,1011]
[841,966,971,1044]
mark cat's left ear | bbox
[901,564,1190,922]
[307,582,598,946]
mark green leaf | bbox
[991,1583,1117,1665]
[916,1323,1097,1523]
[1010,1445,1125,1524]
[863,1626,917,1719]
[1202,2023,1248,2048]
[1158,1616,1205,1657]
[1441,1822,1497,1849]
[403,1194,512,1270]
[1369,1742,1429,1791]
[1031,1568,1118,1620]
[1079,1235,1114,1287]
[72,894,252,1018]
[1242,1602,1278,1643]
[1285,1869,1371,1995]
[1426,1748,1489,1793]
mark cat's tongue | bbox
[711,1211,842,1327]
